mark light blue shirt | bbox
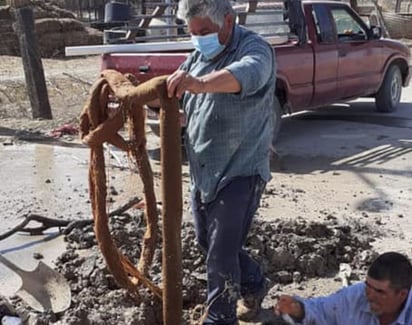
[298,282,412,325]
[180,24,276,203]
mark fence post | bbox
[349,0,358,11]
[395,0,402,13]
[12,1,53,119]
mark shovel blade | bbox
[15,261,71,313]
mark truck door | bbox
[309,4,339,108]
[330,4,383,99]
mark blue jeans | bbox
[191,175,266,325]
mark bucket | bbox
[104,2,130,23]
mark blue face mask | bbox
[191,32,226,60]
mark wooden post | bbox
[13,2,53,119]
[395,0,402,13]
[349,0,358,12]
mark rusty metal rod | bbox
[158,81,183,325]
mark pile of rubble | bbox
[0,211,379,325]
[0,1,101,58]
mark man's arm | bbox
[166,68,241,99]
[274,283,365,325]
[224,38,275,99]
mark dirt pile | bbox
[3,212,378,324]
[34,17,102,58]
[0,1,101,58]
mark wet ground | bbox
[0,144,90,227]
[0,54,412,324]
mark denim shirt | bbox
[180,24,276,203]
[298,282,412,325]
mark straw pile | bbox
[0,1,102,58]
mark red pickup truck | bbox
[97,0,411,141]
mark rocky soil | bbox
[0,48,411,324]
[1,212,379,324]
[4,212,376,325]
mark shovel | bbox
[0,254,71,313]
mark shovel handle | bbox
[0,254,27,277]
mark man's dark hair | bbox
[368,252,412,291]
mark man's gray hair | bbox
[177,0,235,27]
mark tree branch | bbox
[0,197,142,241]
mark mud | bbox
[1,45,411,324]
[1,212,378,324]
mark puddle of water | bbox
[0,142,155,225]
[0,143,92,229]
[1,143,89,195]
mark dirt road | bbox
[268,87,412,253]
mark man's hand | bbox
[274,295,305,321]
[166,70,205,99]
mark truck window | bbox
[330,7,367,41]
[312,4,335,44]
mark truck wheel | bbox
[271,96,283,146]
[375,65,402,113]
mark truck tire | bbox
[375,65,402,113]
